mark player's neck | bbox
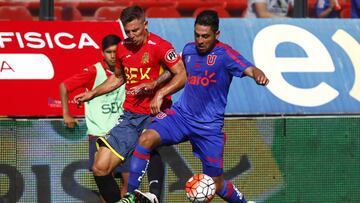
[104,60,115,73]
[141,31,150,45]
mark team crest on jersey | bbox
[156,111,167,119]
[207,55,217,66]
[165,49,178,63]
[141,52,150,64]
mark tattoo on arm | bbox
[155,69,172,87]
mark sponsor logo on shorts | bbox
[104,133,111,140]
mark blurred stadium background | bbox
[1,0,359,203]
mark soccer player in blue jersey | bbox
[119,10,269,203]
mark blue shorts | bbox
[89,135,131,173]
[97,111,151,162]
[148,109,225,176]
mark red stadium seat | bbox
[0,1,30,7]
[340,0,351,18]
[307,0,317,17]
[193,7,230,18]
[131,0,175,9]
[0,6,33,20]
[94,6,124,21]
[175,0,224,10]
[223,0,247,10]
[77,0,127,10]
[340,7,351,18]
[54,6,82,21]
[145,6,181,18]
[223,0,247,16]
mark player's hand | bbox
[63,114,79,128]
[129,81,156,95]
[74,91,95,104]
[253,68,269,86]
[331,0,341,10]
[150,92,164,115]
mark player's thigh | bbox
[88,135,98,171]
[148,111,189,145]
[101,113,142,160]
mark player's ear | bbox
[215,30,220,39]
[144,20,148,30]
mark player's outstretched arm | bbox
[74,68,125,104]
[59,83,79,128]
[150,60,186,115]
[244,66,269,86]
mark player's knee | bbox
[92,162,110,176]
[138,132,153,148]
[138,130,160,149]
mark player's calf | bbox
[128,145,151,193]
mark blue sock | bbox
[217,180,247,203]
[128,145,151,193]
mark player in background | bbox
[74,5,186,203]
[59,34,129,201]
[315,0,341,18]
[121,10,269,203]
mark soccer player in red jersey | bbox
[74,5,186,203]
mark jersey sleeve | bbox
[63,66,97,92]
[224,48,253,77]
[157,40,181,69]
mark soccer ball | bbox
[185,174,216,203]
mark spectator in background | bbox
[316,0,341,18]
[59,34,129,202]
[352,0,360,17]
[244,0,293,18]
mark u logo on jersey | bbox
[207,55,217,66]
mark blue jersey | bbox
[316,0,340,18]
[173,41,253,128]
[352,0,360,18]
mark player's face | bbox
[194,24,219,54]
[124,19,148,46]
[102,44,118,69]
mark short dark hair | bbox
[120,5,145,25]
[102,34,121,51]
[194,10,219,32]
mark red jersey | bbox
[63,61,113,92]
[117,32,181,114]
